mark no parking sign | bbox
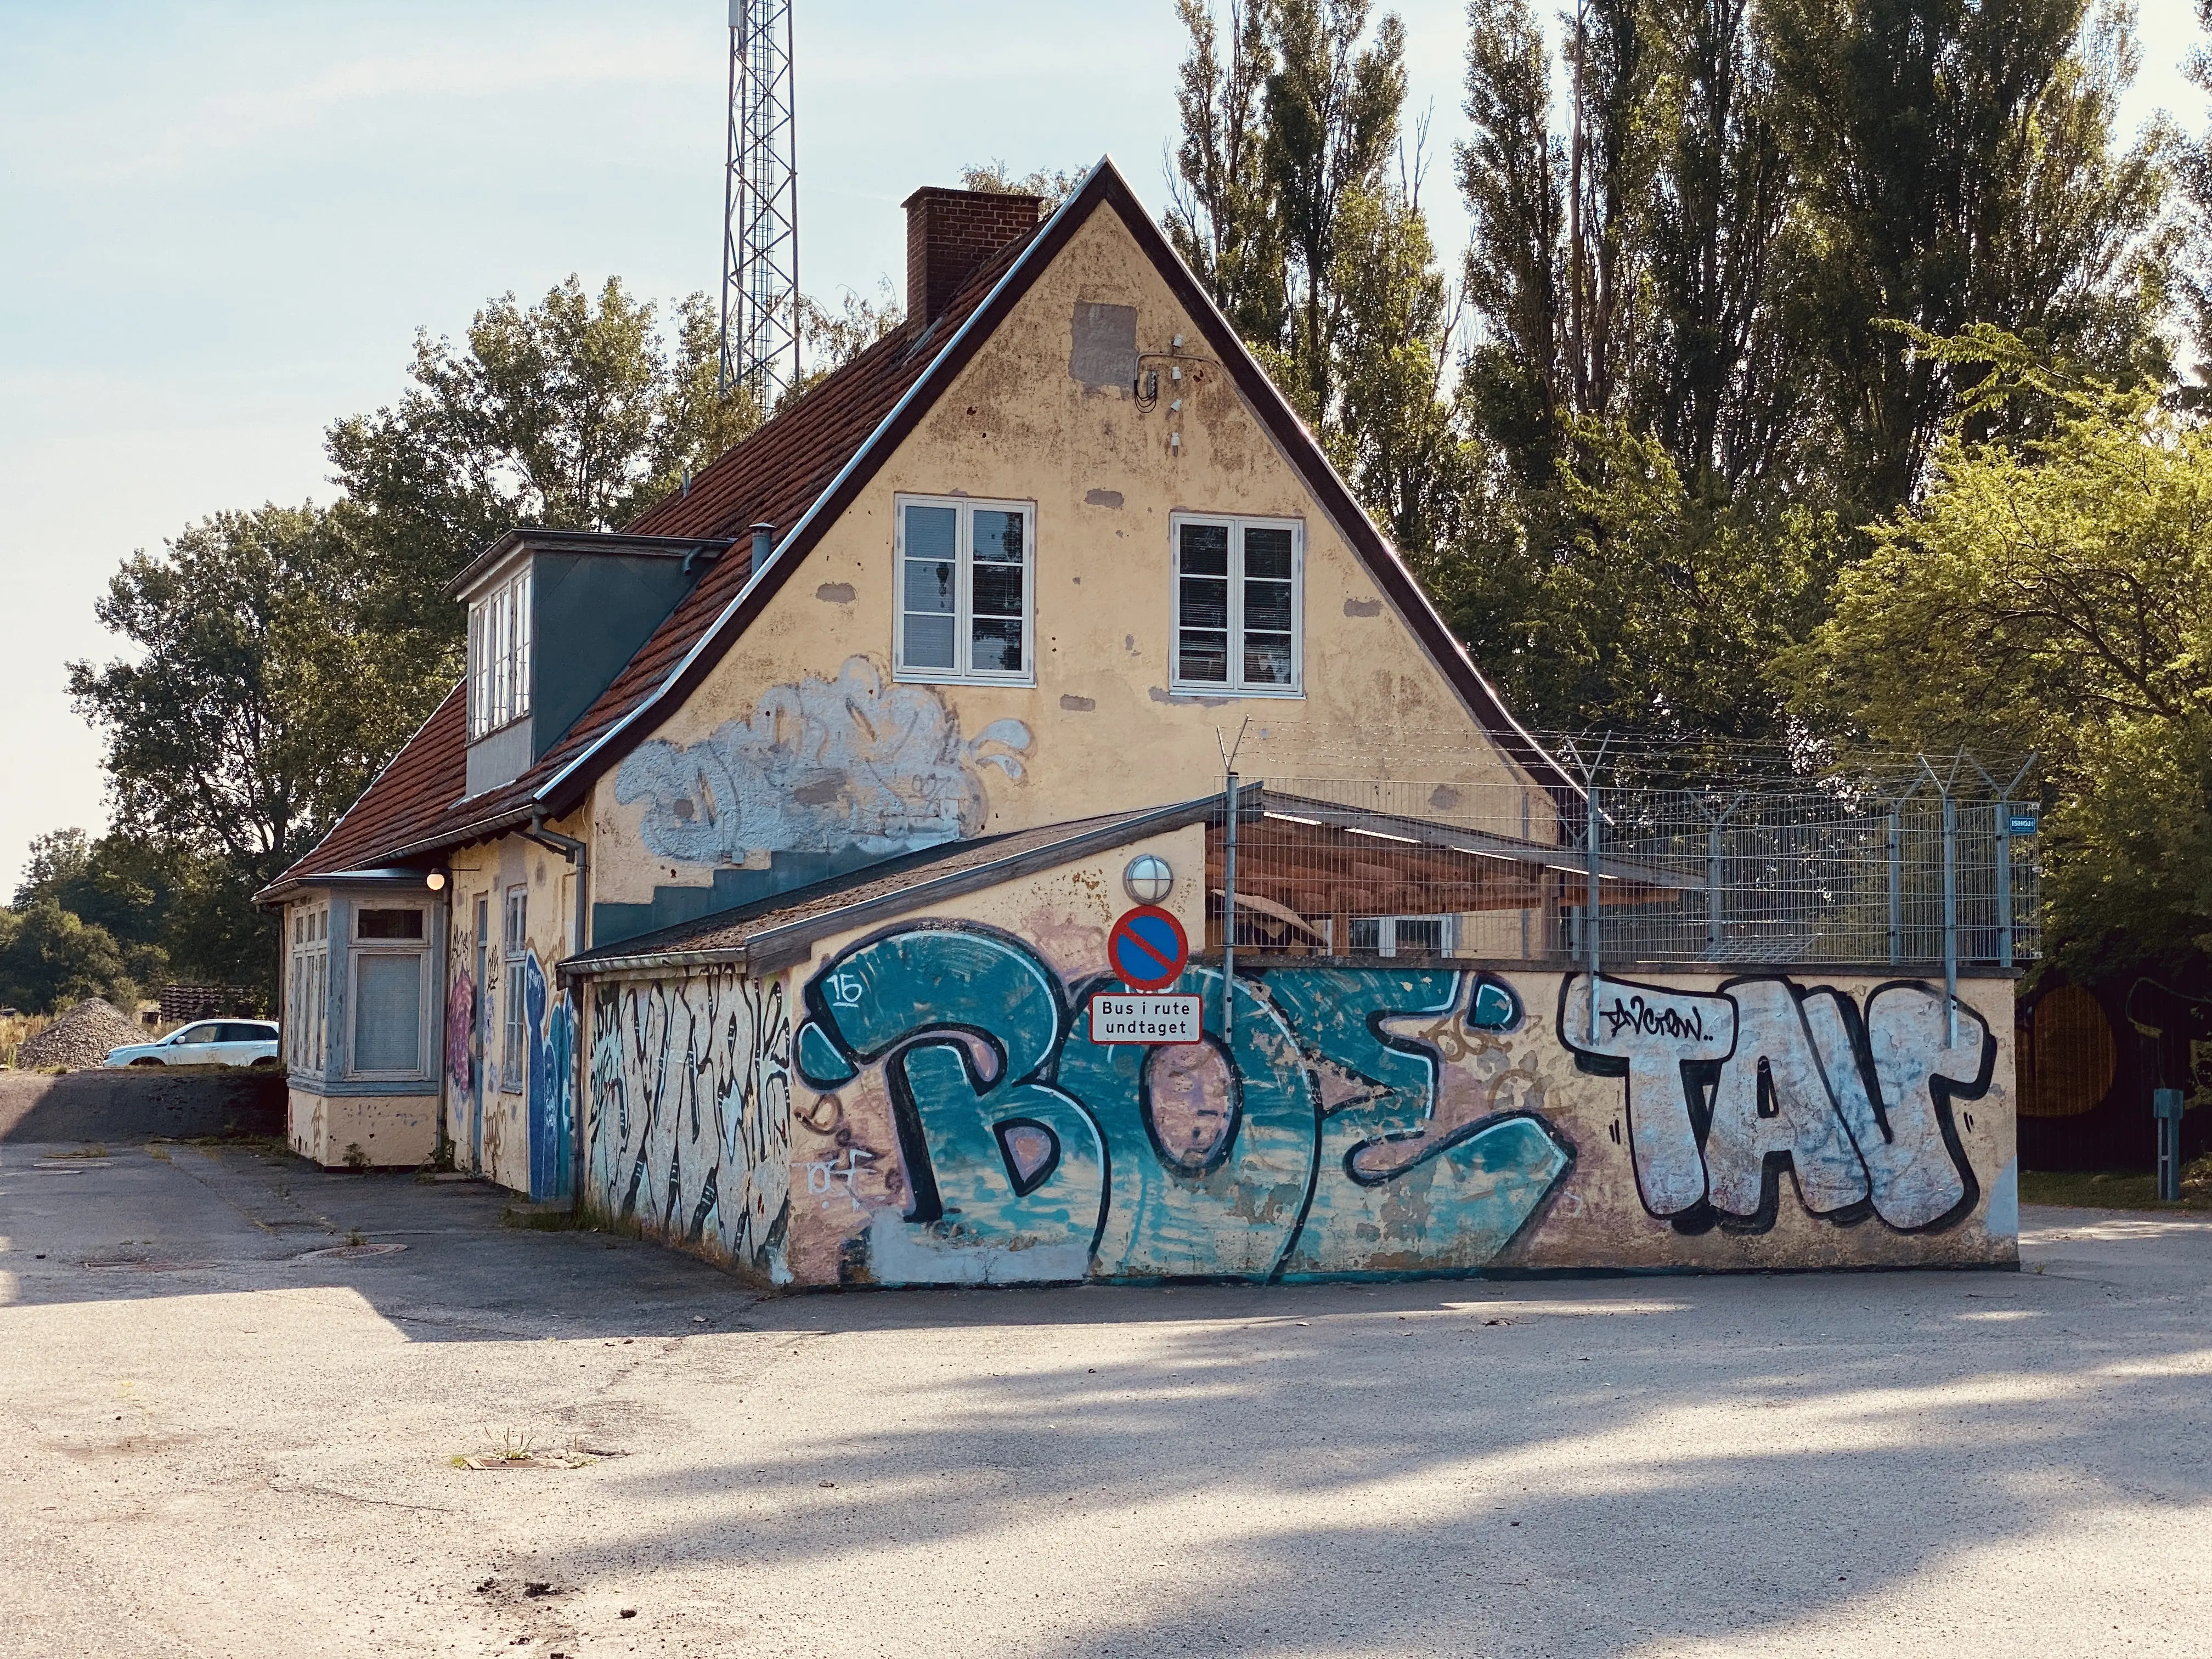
[1106,905,1188,991]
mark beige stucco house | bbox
[260,160,2018,1286]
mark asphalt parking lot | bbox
[2,1136,2208,1658]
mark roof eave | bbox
[561,791,1216,979]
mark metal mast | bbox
[719,0,799,401]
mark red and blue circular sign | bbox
[1108,905,1189,991]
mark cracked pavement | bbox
[2,1137,2209,1657]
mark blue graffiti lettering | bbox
[793,924,1572,1285]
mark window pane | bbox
[1178,575,1228,632]
[1244,578,1293,633]
[1178,630,1229,682]
[970,561,1024,618]
[1179,522,1229,575]
[1348,917,1383,956]
[1395,917,1446,956]
[354,953,422,1072]
[972,508,1024,563]
[357,908,424,941]
[511,572,533,715]
[903,557,956,613]
[903,612,957,669]
[1243,634,1294,685]
[905,503,957,562]
[1243,527,1293,580]
[971,617,1023,673]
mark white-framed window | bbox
[1340,914,1456,958]
[467,566,534,738]
[286,902,329,1071]
[894,494,1036,683]
[1171,514,1302,695]
[349,946,428,1077]
[501,885,528,1093]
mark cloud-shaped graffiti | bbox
[615,656,1032,866]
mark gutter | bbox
[529,162,1108,815]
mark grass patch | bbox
[0,1012,52,1069]
[2021,1159,2212,1211]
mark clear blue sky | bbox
[0,1,2202,893]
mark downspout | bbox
[523,810,589,1210]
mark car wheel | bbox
[128,1057,162,1068]
[250,1057,280,1071]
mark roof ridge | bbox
[270,154,1569,897]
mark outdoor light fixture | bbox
[424,870,448,893]
[1122,854,1173,904]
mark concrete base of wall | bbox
[0,1069,285,1143]
[287,1088,438,1169]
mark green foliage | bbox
[960,160,1085,205]
[1167,0,1411,423]
[1433,420,1841,740]
[788,279,904,401]
[1764,0,2174,516]
[64,504,452,993]
[0,900,138,1015]
[1788,337,2212,973]
[326,276,761,644]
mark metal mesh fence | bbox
[1203,748,2039,970]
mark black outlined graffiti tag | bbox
[1600,995,1710,1043]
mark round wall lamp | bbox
[1122,854,1173,904]
[424,869,449,893]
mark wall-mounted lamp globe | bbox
[424,870,448,893]
[1122,854,1173,905]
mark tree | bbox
[326,278,761,645]
[0,901,138,1015]
[65,504,445,990]
[788,280,905,400]
[1764,0,2172,517]
[1166,0,1289,349]
[1166,0,1410,426]
[960,161,1085,205]
[1786,331,2212,974]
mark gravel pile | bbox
[15,1000,146,1071]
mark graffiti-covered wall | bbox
[579,849,2017,1286]
[586,966,795,1281]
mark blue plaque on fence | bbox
[2006,806,2040,837]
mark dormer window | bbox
[467,568,533,739]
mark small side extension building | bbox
[259,161,2019,1285]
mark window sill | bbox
[1165,683,1305,701]
[892,668,1037,690]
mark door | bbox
[472,896,488,1172]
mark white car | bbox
[105,1019,282,1070]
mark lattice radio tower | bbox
[719,0,799,401]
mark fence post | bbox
[1995,800,2013,971]
[1886,803,1903,966]
[1221,770,1238,1040]
[1989,758,2036,973]
[1942,787,1959,1047]
[1585,768,1602,1043]
[1702,794,1742,958]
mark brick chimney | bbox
[903,187,1045,324]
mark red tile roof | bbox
[263,159,1568,902]
[264,202,1047,895]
